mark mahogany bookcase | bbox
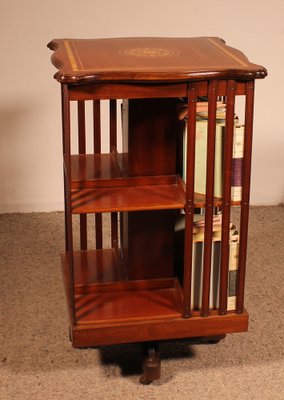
[48,37,266,383]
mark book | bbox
[231,125,244,202]
[181,103,244,203]
[177,98,242,310]
[227,239,239,310]
[183,120,224,198]
[191,227,239,310]
[178,101,226,121]
[175,213,239,311]
[191,240,220,309]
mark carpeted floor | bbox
[0,206,283,399]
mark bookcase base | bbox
[70,310,248,348]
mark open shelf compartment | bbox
[68,153,227,213]
[70,153,127,189]
[62,249,183,325]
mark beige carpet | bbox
[1,206,284,399]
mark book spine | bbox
[190,230,239,311]
[183,120,223,198]
[231,126,244,202]
[191,241,220,310]
[227,239,239,310]
[183,231,239,307]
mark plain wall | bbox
[0,0,283,212]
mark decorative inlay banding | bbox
[119,47,180,58]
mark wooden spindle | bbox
[78,101,86,153]
[110,100,118,248]
[93,100,101,154]
[236,81,255,313]
[182,84,197,318]
[62,84,76,326]
[78,101,87,250]
[218,80,236,315]
[61,90,68,253]
[110,99,117,151]
[201,80,217,317]
[93,100,103,249]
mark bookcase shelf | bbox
[61,249,127,292]
[62,250,183,324]
[71,183,185,213]
[69,153,226,211]
[70,153,127,188]
[49,37,266,384]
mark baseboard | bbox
[0,202,64,213]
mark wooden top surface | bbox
[48,37,267,84]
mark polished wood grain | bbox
[121,98,179,281]
[70,154,227,207]
[69,82,187,101]
[124,98,179,176]
[75,283,183,325]
[48,37,267,83]
[71,310,249,347]
[50,38,266,363]
[70,183,185,213]
[61,249,127,295]
[69,153,126,188]
[67,80,247,101]
[123,210,175,280]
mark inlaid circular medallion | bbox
[119,47,180,58]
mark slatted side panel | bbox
[76,99,119,251]
[183,79,253,318]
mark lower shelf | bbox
[61,249,127,294]
[62,250,183,324]
[75,284,183,325]
[62,249,249,347]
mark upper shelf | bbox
[48,37,267,84]
[67,154,225,213]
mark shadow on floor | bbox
[98,338,219,380]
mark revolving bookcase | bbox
[48,37,266,383]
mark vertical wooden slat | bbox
[78,101,86,153]
[236,81,255,313]
[93,100,103,249]
[182,84,197,318]
[201,80,218,317]
[78,101,87,250]
[61,92,68,253]
[93,100,101,153]
[62,84,76,326]
[219,80,236,315]
[110,99,117,151]
[109,100,118,248]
